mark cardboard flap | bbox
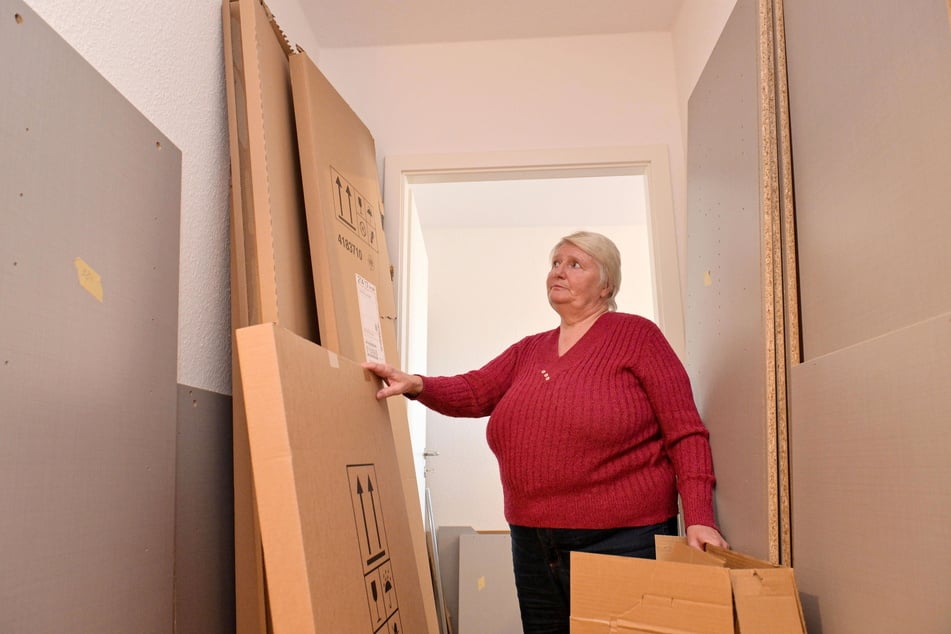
[570,552,734,634]
[707,544,777,569]
[655,535,726,567]
[730,568,806,634]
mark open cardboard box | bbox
[571,535,806,633]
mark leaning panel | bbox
[236,323,433,633]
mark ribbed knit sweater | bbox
[416,312,717,530]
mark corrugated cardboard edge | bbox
[222,3,268,632]
[235,0,276,325]
[655,534,727,567]
[707,543,776,569]
[223,0,251,327]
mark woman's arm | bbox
[362,336,528,418]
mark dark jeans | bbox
[508,517,679,634]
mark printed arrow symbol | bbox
[345,185,354,224]
[335,177,344,220]
[356,476,371,556]
[367,475,382,550]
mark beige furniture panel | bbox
[0,2,180,630]
[685,0,772,560]
[784,0,951,630]
[789,314,951,632]
[784,0,951,359]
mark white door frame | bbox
[382,145,685,360]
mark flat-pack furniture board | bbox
[684,0,773,561]
[1,2,180,630]
[783,0,951,630]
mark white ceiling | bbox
[301,0,685,48]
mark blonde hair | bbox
[551,231,622,311]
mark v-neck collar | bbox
[532,314,611,386]
[544,311,613,365]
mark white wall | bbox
[316,34,688,280]
[670,0,740,254]
[672,0,740,137]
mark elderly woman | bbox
[363,230,727,634]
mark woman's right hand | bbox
[361,362,424,400]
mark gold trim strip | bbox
[759,0,782,566]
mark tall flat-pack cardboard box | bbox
[288,48,438,633]
[571,536,806,633]
[236,323,433,633]
[288,47,394,364]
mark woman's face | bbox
[547,243,608,314]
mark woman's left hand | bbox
[685,524,729,551]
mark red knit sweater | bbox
[416,312,717,530]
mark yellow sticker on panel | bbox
[74,257,103,302]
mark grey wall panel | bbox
[784,0,951,359]
[174,385,234,634]
[789,314,951,632]
[0,3,180,632]
[685,0,771,559]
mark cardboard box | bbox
[222,2,319,631]
[289,48,439,633]
[236,323,434,633]
[223,0,317,339]
[223,4,438,632]
[571,537,806,633]
[288,47,396,365]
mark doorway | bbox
[382,147,683,529]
